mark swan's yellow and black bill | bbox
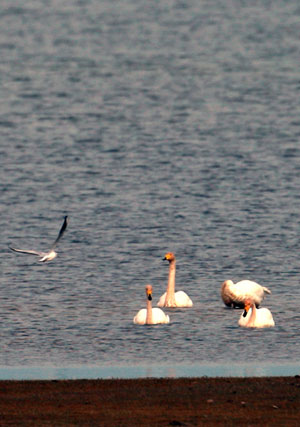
[163,252,173,261]
[146,288,152,301]
[242,303,251,317]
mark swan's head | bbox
[145,284,152,301]
[242,299,254,317]
[163,252,175,262]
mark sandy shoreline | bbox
[0,377,300,426]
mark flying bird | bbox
[9,216,68,262]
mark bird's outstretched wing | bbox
[51,215,68,249]
[9,247,42,256]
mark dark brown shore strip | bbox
[0,377,300,426]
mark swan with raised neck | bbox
[133,285,170,325]
[157,252,193,308]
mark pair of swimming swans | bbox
[133,252,193,325]
[221,279,275,328]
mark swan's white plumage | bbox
[221,279,271,308]
[157,252,193,308]
[133,285,170,325]
[157,290,193,308]
[133,307,170,325]
[238,300,275,328]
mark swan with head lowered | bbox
[133,285,170,325]
[221,279,271,308]
[157,252,193,308]
[9,216,68,262]
[238,299,275,328]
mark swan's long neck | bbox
[247,304,256,326]
[165,259,176,306]
[146,297,153,324]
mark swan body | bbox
[238,299,275,328]
[157,252,193,308]
[221,279,271,308]
[157,291,193,308]
[9,216,68,262]
[134,285,170,325]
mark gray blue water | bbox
[1,0,300,379]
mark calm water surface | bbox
[1,0,300,378]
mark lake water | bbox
[1,0,300,379]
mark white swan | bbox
[133,285,170,325]
[238,299,275,328]
[221,279,271,308]
[157,252,193,308]
[9,216,68,262]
